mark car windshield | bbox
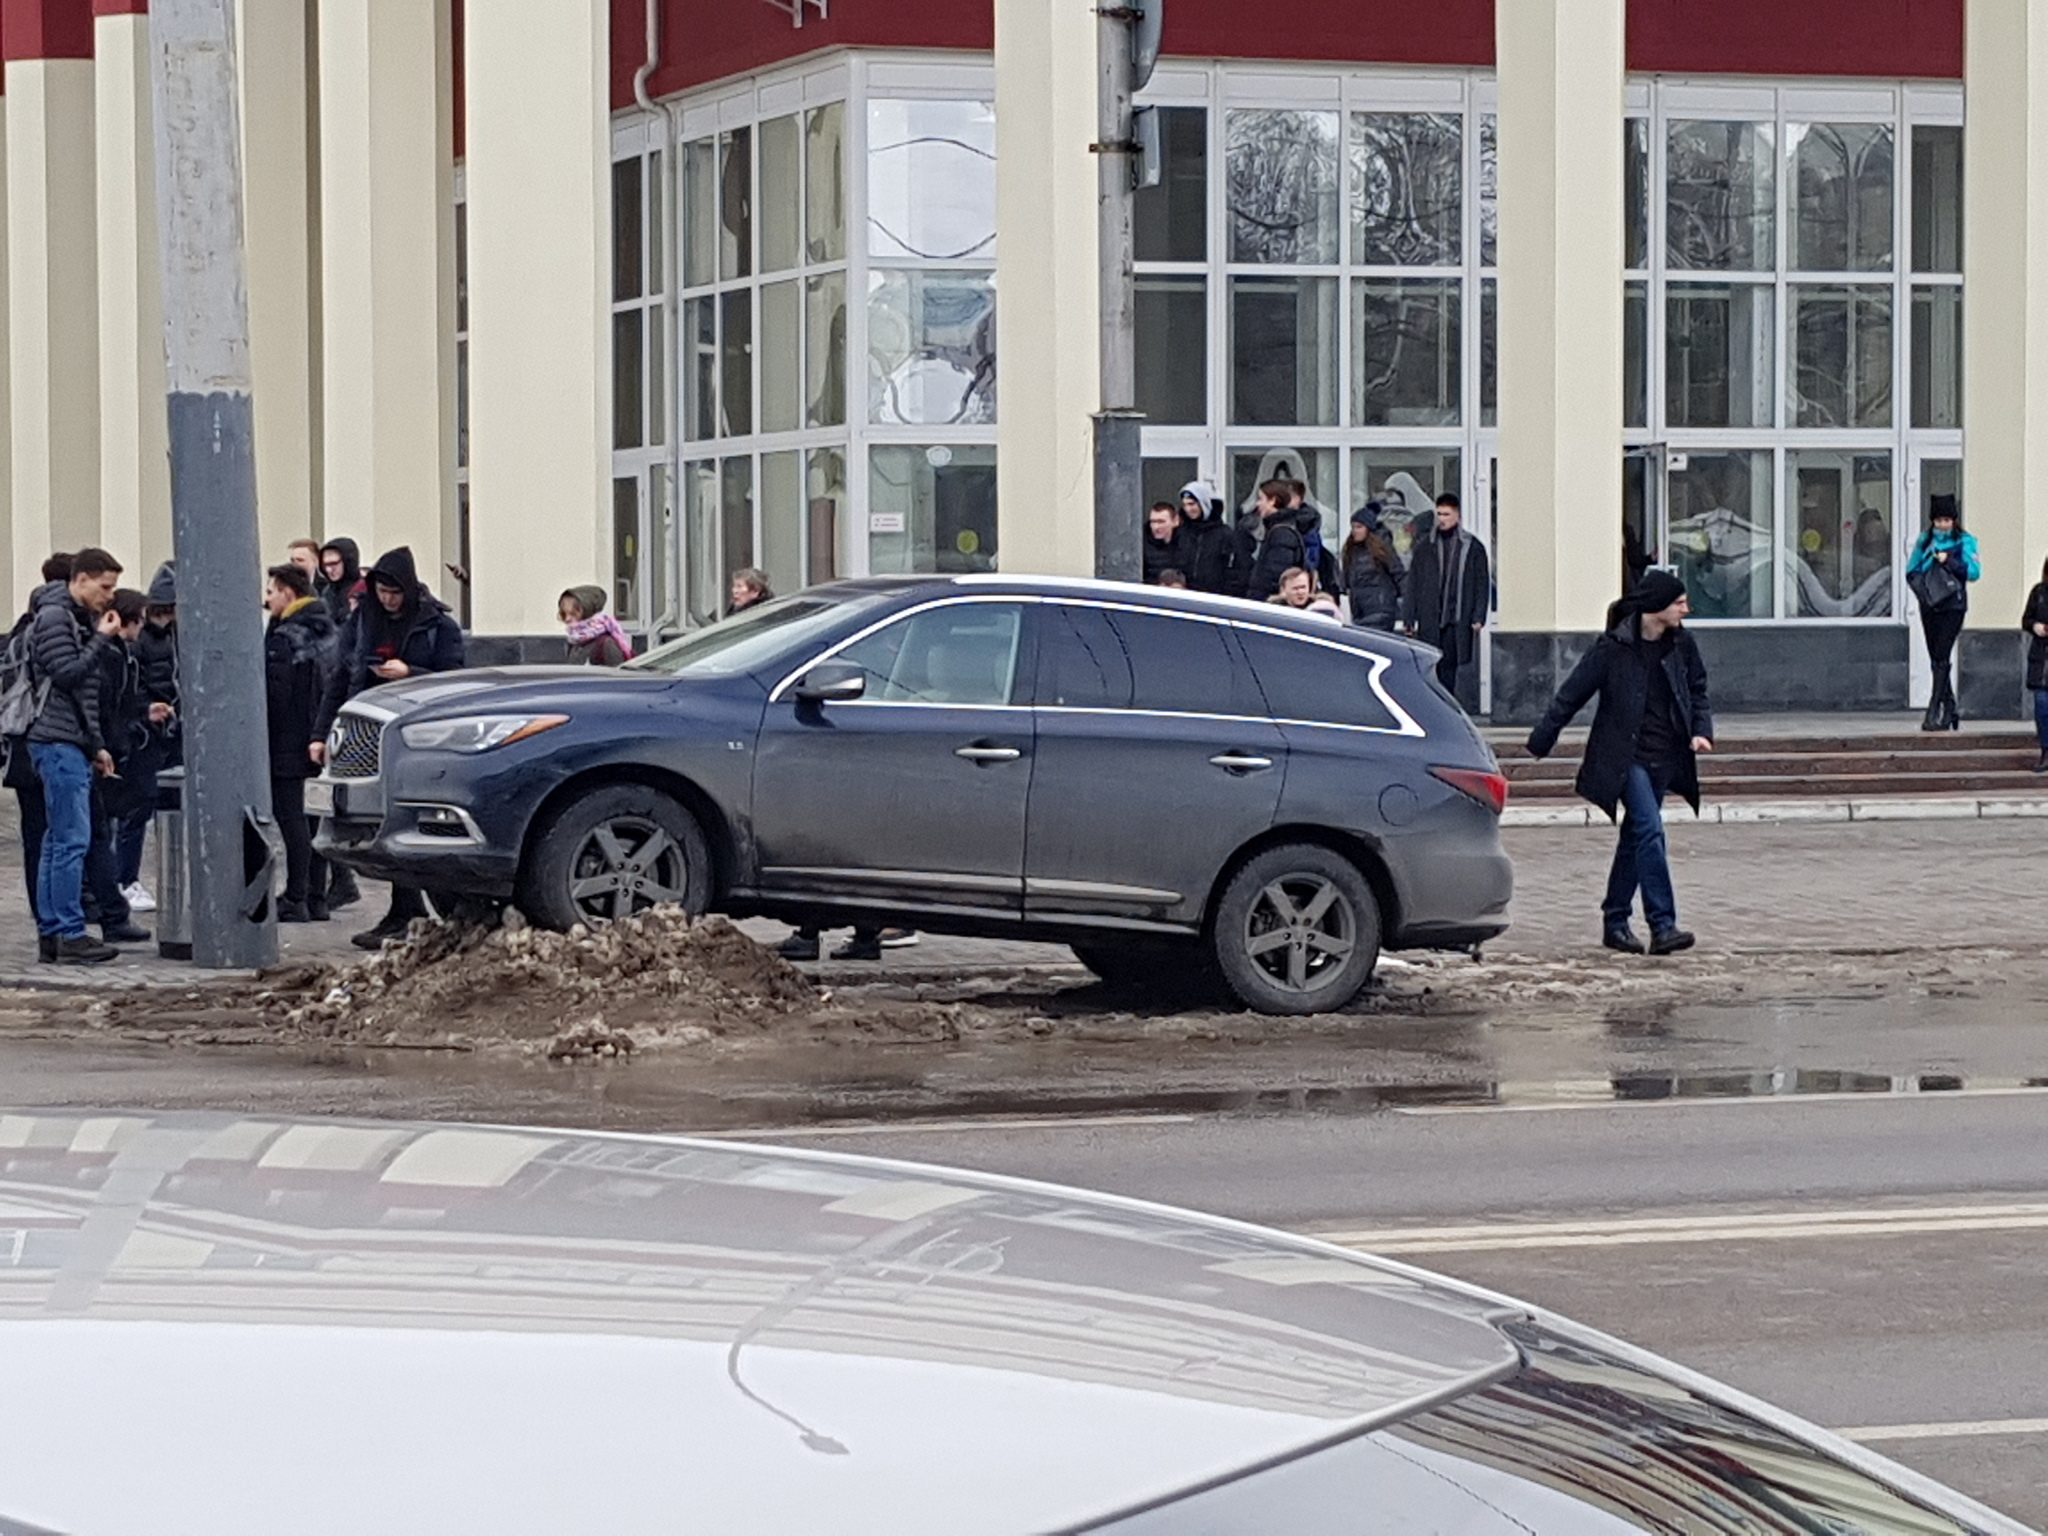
[625,597,852,679]
[1085,1321,1979,1534]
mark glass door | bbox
[1472,446,1498,716]
[1905,452,1962,708]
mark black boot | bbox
[1919,698,1944,732]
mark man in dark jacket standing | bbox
[1244,480,1308,602]
[1402,492,1490,706]
[265,564,340,921]
[313,546,465,947]
[25,547,126,964]
[318,538,365,630]
[1175,481,1241,596]
[1526,570,1715,957]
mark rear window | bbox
[1085,1322,1978,1534]
[1235,627,1403,733]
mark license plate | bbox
[305,779,337,816]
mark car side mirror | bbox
[793,662,867,705]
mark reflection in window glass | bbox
[806,271,847,428]
[1238,628,1401,731]
[759,449,804,598]
[867,445,999,575]
[718,127,752,281]
[867,270,997,426]
[1788,450,1892,618]
[613,310,643,450]
[1667,120,1774,271]
[1227,110,1341,264]
[1479,113,1497,267]
[805,447,846,585]
[456,337,469,469]
[1911,284,1962,430]
[1134,106,1207,263]
[758,114,801,274]
[647,301,666,446]
[1136,275,1206,425]
[1349,448,1460,561]
[1349,113,1461,266]
[1624,281,1647,430]
[1625,118,1648,269]
[1666,282,1774,429]
[1911,124,1962,273]
[1229,275,1338,425]
[720,456,755,597]
[1789,122,1893,272]
[682,139,715,289]
[806,102,847,263]
[1143,457,1201,520]
[1789,284,1892,428]
[649,464,673,626]
[683,460,719,626]
[1352,278,1460,427]
[759,279,800,434]
[836,603,1022,705]
[1228,447,1338,532]
[683,296,716,441]
[867,99,997,260]
[612,476,639,620]
[612,156,643,301]
[1106,610,1238,716]
[719,288,752,436]
[1479,279,1496,429]
[1667,449,1774,619]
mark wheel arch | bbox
[520,763,737,901]
[1203,824,1402,942]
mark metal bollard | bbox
[155,767,192,960]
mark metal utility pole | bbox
[149,0,279,968]
[1091,1,1160,584]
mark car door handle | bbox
[955,744,1023,764]
[1210,752,1275,774]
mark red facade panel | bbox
[1626,0,1963,80]
[90,0,149,17]
[1162,0,1492,68]
[3,0,94,62]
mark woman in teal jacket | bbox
[1907,494,1981,731]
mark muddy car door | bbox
[750,598,1034,916]
[1022,601,1286,928]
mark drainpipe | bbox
[636,0,685,636]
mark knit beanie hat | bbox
[1627,569,1687,615]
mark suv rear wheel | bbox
[519,785,711,930]
[1213,844,1381,1015]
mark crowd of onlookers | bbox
[1143,479,1492,701]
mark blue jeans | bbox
[1603,761,1678,935]
[29,743,93,939]
[2035,688,2048,754]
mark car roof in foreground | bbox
[0,1111,1516,1536]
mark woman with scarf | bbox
[1339,502,1405,631]
[1906,494,1980,731]
[560,586,633,666]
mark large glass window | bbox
[867,99,997,260]
[1789,122,1893,273]
[1349,113,1461,266]
[1911,284,1962,430]
[1911,125,1962,273]
[868,271,997,426]
[611,135,667,625]
[1667,450,1774,619]
[1135,275,1206,425]
[1666,283,1773,429]
[1134,106,1206,263]
[1230,276,1338,425]
[1227,110,1341,265]
[1349,449,1460,560]
[1789,284,1892,428]
[1787,450,1892,617]
[1352,279,1459,427]
[868,444,998,575]
[1667,120,1774,271]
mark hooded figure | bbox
[1174,480,1242,597]
[318,538,366,629]
[561,584,632,666]
[315,546,464,741]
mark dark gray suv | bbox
[314,576,1512,1013]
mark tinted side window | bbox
[1032,604,1133,709]
[1101,610,1242,716]
[1236,628,1403,731]
[832,603,1023,705]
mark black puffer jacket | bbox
[1526,613,1715,820]
[1142,526,1184,585]
[1244,510,1308,603]
[93,636,148,767]
[1177,515,1239,596]
[316,546,466,737]
[320,536,364,628]
[25,581,115,756]
[1341,537,1406,631]
[267,598,340,778]
[2025,582,2048,693]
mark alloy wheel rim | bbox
[1242,874,1356,993]
[568,816,690,920]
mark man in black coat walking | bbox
[264,564,341,922]
[1401,492,1490,706]
[1525,570,1715,957]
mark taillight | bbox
[1431,765,1509,815]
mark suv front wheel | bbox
[1213,844,1381,1015]
[519,784,711,930]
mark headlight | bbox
[399,714,569,753]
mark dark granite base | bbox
[1489,625,1913,724]
[463,634,586,667]
[1958,630,2030,722]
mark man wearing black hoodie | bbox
[1243,480,1308,603]
[265,564,341,922]
[318,538,364,630]
[313,546,466,947]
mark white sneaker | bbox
[123,882,157,913]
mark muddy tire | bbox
[1212,844,1380,1016]
[1071,940,1216,995]
[518,785,711,931]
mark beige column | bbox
[239,0,322,559]
[1493,0,1626,636]
[316,0,456,578]
[0,99,13,607]
[1964,0,2048,632]
[464,0,608,635]
[7,55,99,588]
[95,7,172,575]
[993,0,1098,576]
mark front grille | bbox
[329,714,383,780]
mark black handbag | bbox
[1908,559,1965,612]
